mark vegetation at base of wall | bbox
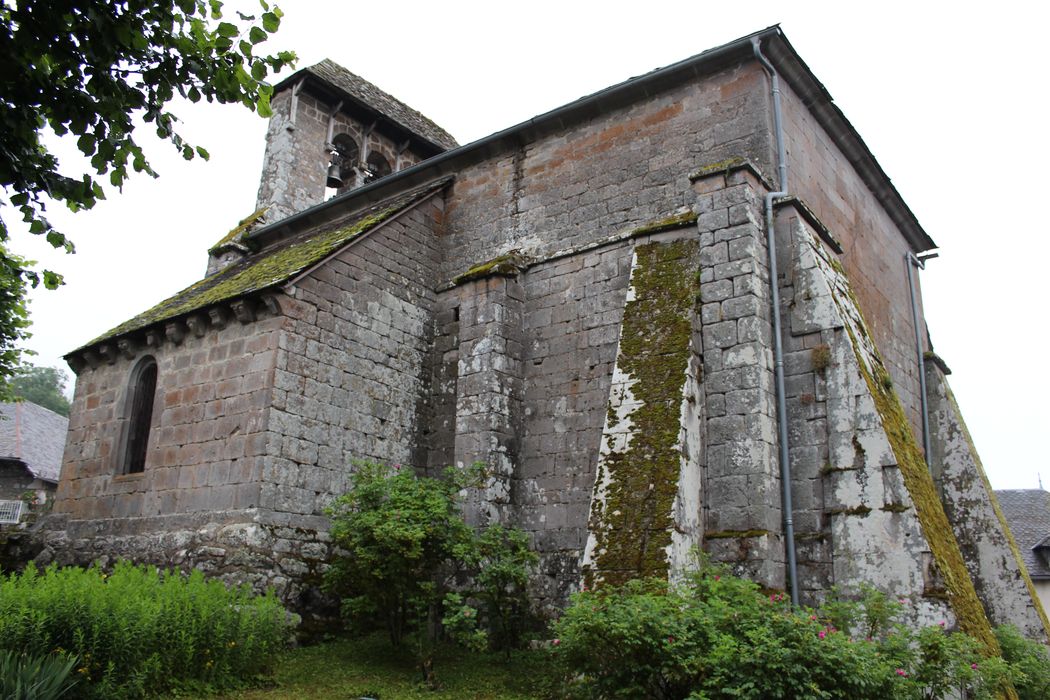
[994,625,1050,700]
[324,461,537,686]
[0,562,292,699]
[549,556,1028,700]
[0,649,79,700]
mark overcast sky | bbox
[7,1,1047,489]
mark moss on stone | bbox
[704,529,771,540]
[825,505,873,517]
[880,503,910,513]
[450,252,526,286]
[811,344,831,375]
[689,156,748,180]
[844,323,1003,659]
[207,207,268,254]
[629,210,699,238]
[584,239,699,588]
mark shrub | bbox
[996,624,1050,699]
[325,461,537,684]
[0,650,78,700]
[0,561,291,698]
[550,557,1017,699]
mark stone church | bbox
[41,26,1050,642]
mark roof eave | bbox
[274,67,454,155]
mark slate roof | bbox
[0,401,68,483]
[995,489,1050,580]
[283,59,458,152]
[76,179,448,352]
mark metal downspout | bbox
[906,252,935,467]
[752,37,799,607]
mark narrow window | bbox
[123,357,158,474]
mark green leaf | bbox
[216,21,239,38]
[196,146,210,160]
[249,26,267,44]
[257,92,272,118]
[261,12,279,32]
[77,134,96,156]
[251,61,267,81]
[9,194,28,207]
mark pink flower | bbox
[809,615,817,621]
[971,663,978,670]
[667,636,675,643]
[819,630,826,639]
[896,668,907,677]
[552,638,560,646]
[938,621,946,628]
[714,575,720,581]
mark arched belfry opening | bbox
[121,356,158,474]
[327,133,359,191]
[253,59,458,224]
[364,151,392,183]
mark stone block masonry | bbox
[691,164,784,589]
[45,35,1045,643]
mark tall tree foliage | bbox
[0,0,295,375]
[7,364,71,415]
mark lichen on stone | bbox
[583,239,699,588]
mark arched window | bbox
[365,151,392,182]
[121,356,158,474]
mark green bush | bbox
[0,650,78,700]
[324,461,537,684]
[550,558,1016,699]
[996,624,1050,699]
[0,561,291,698]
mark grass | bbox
[213,633,548,700]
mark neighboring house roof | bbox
[76,179,449,351]
[995,489,1050,580]
[277,59,459,152]
[0,401,68,483]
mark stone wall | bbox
[256,91,430,222]
[779,80,929,439]
[265,194,445,520]
[441,62,772,282]
[55,314,280,524]
[0,461,35,500]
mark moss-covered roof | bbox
[75,182,444,353]
[207,207,268,254]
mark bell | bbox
[326,162,344,188]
